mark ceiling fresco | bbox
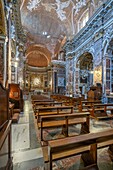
[20,0,105,67]
[21,0,88,53]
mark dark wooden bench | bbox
[35,105,74,123]
[78,100,101,112]
[34,101,62,111]
[39,112,90,145]
[0,83,12,169]
[50,94,82,107]
[32,98,54,105]
[44,129,113,170]
[89,103,113,120]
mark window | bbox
[78,10,89,31]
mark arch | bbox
[76,49,94,64]
[26,51,49,64]
[103,36,113,95]
[74,52,94,96]
[25,44,51,63]
[27,51,49,67]
[103,35,113,57]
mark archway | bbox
[77,52,93,95]
[105,39,113,95]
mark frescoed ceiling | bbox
[20,0,105,67]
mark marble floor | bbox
[12,97,113,170]
[12,99,44,170]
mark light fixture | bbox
[47,35,50,38]
[43,31,47,35]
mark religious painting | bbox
[13,92,19,98]
[58,77,64,87]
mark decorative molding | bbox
[52,60,66,66]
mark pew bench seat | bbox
[38,117,86,129]
[43,129,113,170]
[35,106,74,123]
[89,107,113,120]
[39,112,90,144]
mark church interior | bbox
[1,0,113,169]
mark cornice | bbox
[11,0,26,43]
[64,0,113,55]
[51,60,66,66]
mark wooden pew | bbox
[31,94,54,105]
[32,99,54,105]
[78,100,101,112]
[45,129,113,170]
[89,103,113,120]
[34,101,62,111]
[35,105,74,123]
[50,94,82,107]
[34,101,62,106]
[39,112,90,145]
[0,83,12,169]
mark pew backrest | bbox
[48,129,113,170]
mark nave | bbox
[1,1,113,169]
[12,95,113,170]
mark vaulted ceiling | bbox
[20,0,74,64]
[20,0,105,68]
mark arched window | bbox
[78,9,89,31]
